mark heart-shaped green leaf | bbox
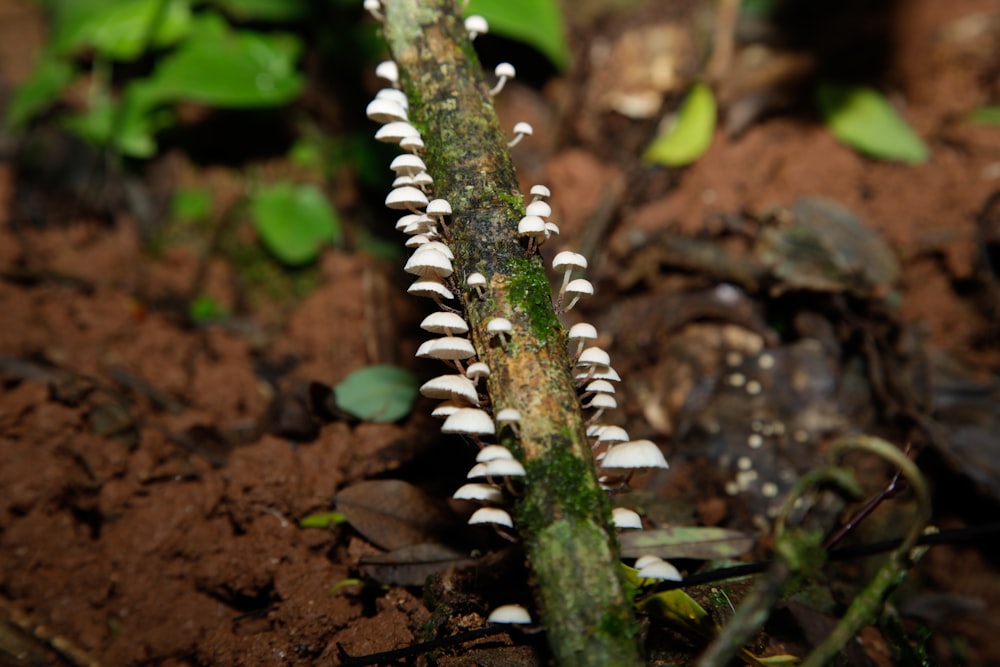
[816,83,929,164]
[334,365,418,423]
[135,12,304,109]
[250,182,340,266]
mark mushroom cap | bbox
[513,121,534,135]
[420,311,469,335]
[466,462,489,478]
[601,440,669,470]
[577,346,611,367]
[374,60,398,84]
[366,98,407,124]
[529,184,551,199]
[585,379,616,394]
[476,444,514,462]
[634,554,663,570]
[494,62,516,78]
[391,175,415,188]
[395,213,427,231]
[385,185,429,210]
[375,87,408,109]
[568,322,598,341]
[412,171,433,187]
[442,408,496,435]
[389,153,426,175]
[544,221,560,237]
[587,392,618,410]
[552,250,587,273]
[482,458,526,477]
[525,200,552,218]
[426,198,452,216]
[399,135,424,152]
[637,559,682,581]
[404,248,453,278]
[517,215,546,236]
[417,337,477,361]
[589,366,622,382]
[612,507,643,529]
[564,278,595,298]
[468,507,512,528]
[495,408,521,424]
[464,14,489,35]
[374,121,419,143]
[487,604,532,625]
[419,374,479,404]
[595,425,629,443]
[466,272,487,288]
[415,241,454,259]
[404,234,430,248]
[487,317,513,334]
[465,361,490,380]
[407,279,453,300]
[431,400,464,419]
[452,483,504,503]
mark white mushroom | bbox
[611,507,643,529]
[385,185,429,212]
[420,311,469,336]
[452,483,503,503]
[487,604,532,625]
[508,121,533,147]
[366,98,406,123]
[442,407,496,436]
[601,440,669,471]
[465,14,489,40]
[489,62,516,96]
[468,507,513,528]
[487,317,513,346]
[563,278,594,311]
[374,121,419,143]
[419,375,479,404]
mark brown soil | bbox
[2,0,999,665]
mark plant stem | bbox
[381,1,643,664]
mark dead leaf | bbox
[619,526,754,560]
[360,542,478,586]
[335,480,460,551]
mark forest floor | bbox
[1,0,999,665]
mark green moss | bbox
[518,443,606,531]
[496,189,526,215]
[505,257,561,343]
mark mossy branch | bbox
[381,1,643,664]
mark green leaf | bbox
[816,83,929,164]
[6,55,75,129]
[59,95,168,158]
[465,0,569,71]
[135,12,304,108]
[206,0,308,21]
[334,365,418,423]
[51,0,193,61]
[299,511,347,528]
[188,295,228,322]
[637,586,717,638]
[171,187,212,222]
[642,82,717,167]
[250,182,340,266]
[967,105,1000,125]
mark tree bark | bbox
[380,2,643,665]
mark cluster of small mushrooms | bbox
[364,1,675,627]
